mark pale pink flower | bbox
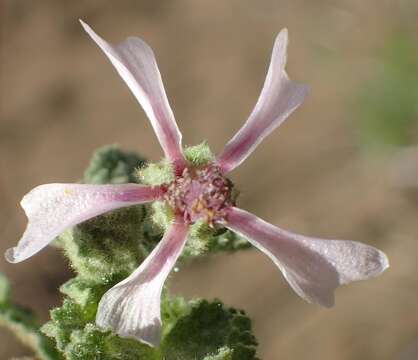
[6,21,389,347]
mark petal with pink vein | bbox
[225,207,389,307]
[80,20,185,166]
[5,183,161,263]
[96,221,188,346]
[216,29,309,173]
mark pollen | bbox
[164,165,235,226]
[63,188,73,196]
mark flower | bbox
[6,20,389,347]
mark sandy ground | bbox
[1,1,418,359]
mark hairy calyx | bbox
[164,165,235,225]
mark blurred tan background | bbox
[1,1,418,359]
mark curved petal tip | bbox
[79,19,89,31]
[373,248,390,276]
[276,28,288,45]
[4,247,18,263]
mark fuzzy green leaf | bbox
[84,144,145,184]
[161,299,258,360]
[0,273,62,360]
[55,204,148,283]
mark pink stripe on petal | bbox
[225,207,389,307]
[216,29,309,173]
[5,183,161,264]
[96,221,188,347]
[80,20,185,166]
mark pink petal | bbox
[5,184,161,263]
[225,207,389,307]
[96,221,188,346]
[80,20,185,167]
[216,29,309,173]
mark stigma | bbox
[164,165,235,226]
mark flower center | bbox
[164,165,234,225]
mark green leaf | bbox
[84,144,145,184]
[0,273,62,360]
[161,299,258,360]
[55,205,147,283]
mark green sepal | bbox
[138,160,174,186]
[184,141,214,167]
[137,141,215,186]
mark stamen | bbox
[164,165,234,226]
